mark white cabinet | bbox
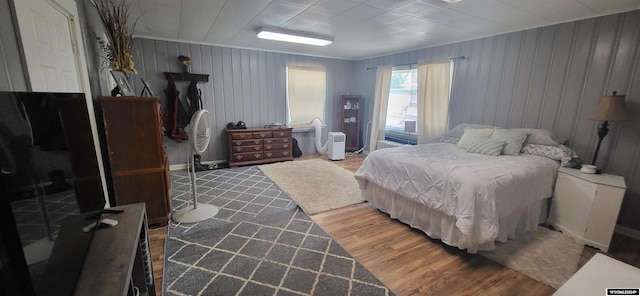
[548,167,626,252]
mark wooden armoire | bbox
[99,96,171,225]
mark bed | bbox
[355,125,578,253]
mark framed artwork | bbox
[110,70,135,96]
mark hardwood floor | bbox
[149,153,640,296]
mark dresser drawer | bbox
[272,130,291,138]
[232,152,263,161]
[263,150,291,159]
[263,143,290,151]
[231,132,253,140]
[252,131,272,139]
[232,145,262,153]
[263,138,290,145]
[231,139,262,146]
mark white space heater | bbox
[328,132,345,160]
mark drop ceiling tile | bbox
[497,0,595,22]
[446,0,546,28]
[249,2,307,28]
[393,1,441,17]
[137,0,180,39]
[178,0,225,41]
[365,0,415,11]
[575,0,640,14]
[311,0,359,14]
[325,4,385,27]
[275,0,321,8]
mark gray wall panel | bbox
[133,39,355,165]
[354,10,640,231]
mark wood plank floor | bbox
[150,153,640,296]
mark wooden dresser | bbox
[226,127,293,167]
[100,96,171,226]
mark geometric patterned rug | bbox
[163,166,394,295]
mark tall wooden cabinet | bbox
[341,95,361,152]
[100,97,171,226]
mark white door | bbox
[13,0,81,92]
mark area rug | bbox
[164,207,393,296]
[259,159,363,214]
[168,166,297,237]
[479,226,584,289]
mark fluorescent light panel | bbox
[256,27,333,46]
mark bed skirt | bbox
[362,182,548,253]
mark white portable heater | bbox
[328,132,346,160]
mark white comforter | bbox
[355,143,559,244]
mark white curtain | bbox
[416,61,452,144]
[369,65,392,151]
[286,66,326,126]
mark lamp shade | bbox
[588,92,632,121]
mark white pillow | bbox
[511,128,565,146]
[490,129,529,155]
[456,128,494,149]
[465,138,507,156]
[444,123,499,138]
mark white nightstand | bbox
[548,167,626,252]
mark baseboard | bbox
[615,225,640,240]
[169,159,226,171]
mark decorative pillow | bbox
[444,123,499,138]
[430,135,459,144]
[465,138,507,156]
[456,128,494,149]
[490,129,529,156]
[511,128,565,146]
[521,144,581,167]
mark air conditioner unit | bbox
[328,132,345,160]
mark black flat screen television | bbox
[0,92,106,296]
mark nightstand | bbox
[548,167,626,252]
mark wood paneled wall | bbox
[354,10,640,231]
[131,39,355,165]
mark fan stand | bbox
[171,154,219,223]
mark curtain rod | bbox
[365,56,465,70]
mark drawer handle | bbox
[240,134,247,139]
[234,148,241,152]
[254,154,261,159]
[265,140,272,144]
[265,152,273,157]
[283,144,288,148]
[254,140,260,144]
[265,145,272,149]
[283,139,289,143]
[254,146,260,151]
[283,151,289,156]
[236,155,243,160]
[234,141,242,146]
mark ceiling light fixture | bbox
[441,0,463,3]
[256,26,333,46]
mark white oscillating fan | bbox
[171,109,219,223]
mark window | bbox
[385,66,417,144]
[286,66,326,126]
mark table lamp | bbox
[588,91,632,165]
